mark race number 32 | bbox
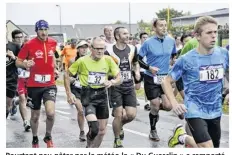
[88,72,106,86]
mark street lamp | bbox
[129,3,131,35]
[56,4,62,33]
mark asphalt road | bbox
[6,86,229,148]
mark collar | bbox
[154,35,166,43]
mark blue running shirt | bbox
[139,36,176,77]
[169,47,229,119]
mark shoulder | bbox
[103,55,113,61]
[165,36,175,43]
[48,37,57,44]
[127,44,135,51]
[23,38,38,47]
[214,46,228,56]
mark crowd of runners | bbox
[6,15,229,148]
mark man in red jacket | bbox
[16,20,58,148]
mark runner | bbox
[104,26,115,45]
[64,40,89,141]
[105,27,140,148]
[6,27,21,119]
[60,38,78,71]
[135,32,149,109]
[66,37,121,148]
[138,18,176,141]
[134,32,148,90]
[16,20,58,148]
[174,34,192,99]
[9,30,24,117]
[10,30,31,131]
[104,26,115,109]
[162,16,229,148]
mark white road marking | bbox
[57,110,149,138]
[107,124,148,138]
[55,110,71,115]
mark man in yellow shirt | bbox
[64,37,121,148]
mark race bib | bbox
[34,74,51,83]
[199,64,224,83]
[18,70,30,78]
[153,74,167,85]
[121,71,132,81]
[88,72,106,86]
[73,76,81,88]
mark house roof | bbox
[172,8,229,20]
[6,20,29,35]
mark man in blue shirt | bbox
[162,16,229,148]
[138,18,176,141]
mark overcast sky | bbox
[6,3,229,25]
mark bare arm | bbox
[161,75,178,106]
[162,75,187,116]
[64,70,72,96]
[111,72,121,86]
[16,59,26,69]
[63,59,75,95]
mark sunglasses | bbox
[15,36,23,39]
[91,46,105,51]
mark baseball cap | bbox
[77,40,88,48]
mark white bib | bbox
[121,71,132,81]
[153,74,167,85]
[88,72,106,86]
[18,70,30,78]
[34,74,51,83]
[199,64,224,83]
[73,76,81,88]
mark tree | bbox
[113,20,127,24]
[137,19,153,35]
[156,8,184,19]
[156,8,185,30]
[183,11,191,16]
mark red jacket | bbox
[18,37,57,87]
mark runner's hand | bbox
[7,50,16,60]
[172,103,187,116]
[104,80,113,88]
[23,58,35,70]
[67,93,76,104]
[55,69,59,80]
[135,71,141,81]
[149,66,159,75]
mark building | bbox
[18,25,77,39]
[6,20,28,41]
[172,8,229,27]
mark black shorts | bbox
[176,77,184,92]
[71,85,81,99]
[111,86,137,108]
[186,117,221,147]
[6,81,17,98]
[81,87,109,119]
[144,74,164,100]
[132,71,145,84]
[27,85,57,110]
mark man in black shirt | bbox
[6,28,21,118]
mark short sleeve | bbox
[18,43,29,60]
[168,57,184,81]
[69,58,81,76]
[138,42,148,57]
